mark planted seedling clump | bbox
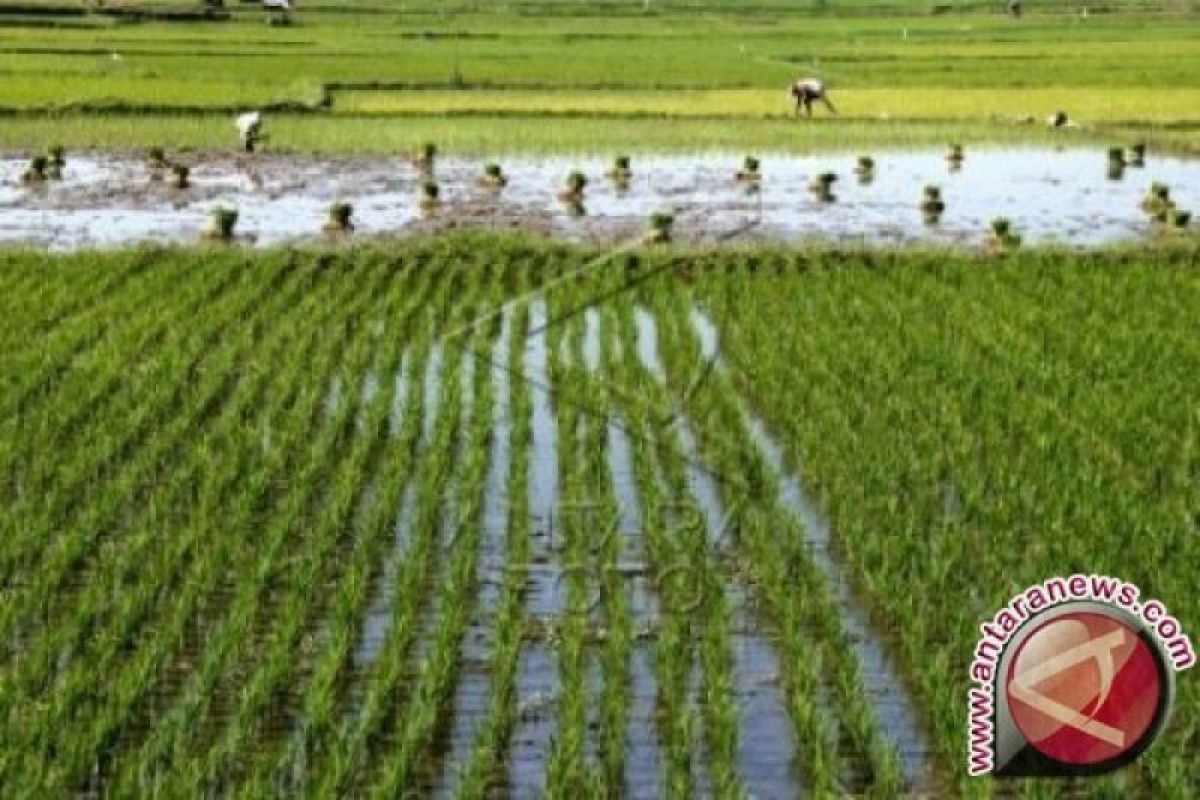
[413,142,437,171]
[854,156,875,184]
[1141,182,1172,215]
[420,180,441,212]
[324,201,354,233]
[204,206,239,241]
[987,217,1022,253]
[1128,142,1146,167]
[478,162,508,189]
[644,211,674,244]
[169,163,190,189]
[920,185,945,223]
[46,145,65,179]
[21,155,49,183]
[606,155,632,181]
[736,155,761,182]
[558,170,588,202]
[946,143,965,166]
[809,171,837,202]
[147,147,168,169]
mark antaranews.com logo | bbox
[967,574,1194,777]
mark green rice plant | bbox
[413,141,437,170]
[147,146,168,169]
[809,171,838,202]
[323,201,354,232]
[946,143,965,162]
[605,154,633,181]
[854,155,875,184]
[205,206,239,240]
[920,184,945,214]
[45,145,65,179]
[1141,182,1173,215]
[478,161,508,188]
[1128,141,1147,166]
[558,169,588,201]
[645,211,675,244]
[420,180,440,211]
[169,163,190,189]
[987,216,1021,251]
[736,155,760,182]
[20,154,48,183]
[1107,146,1126,166]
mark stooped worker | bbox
[235,111,264,153]
[790,77,837,118]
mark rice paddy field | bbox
[2,0,1199,797]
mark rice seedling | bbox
[946,143,965,164]
[477,162,508,188]
[605,155,633,181]
[204,206,239,240]
[323,201,354,233]
[45,145,65,179]
[20,154,49,183]
[147,146,169,169]
[558,170,588,202]
[1108,146,1127,167]
[854,155,875,184]
[1141,181,1173,216]
[1128,141,1147,167]
[420,180,440,212]
[413,141,437,171]
[169,163,190,189]
[986,216,1021,252]
[736,155,761,183]
[644,211,674,244]
[808,171,837,203]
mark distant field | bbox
[0,4,1197,152]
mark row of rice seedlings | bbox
[454,300,534,800]
[427,301,517,796]
[0,258,317,710]
[0,256,258,621]
[608,301,701,798]
[367,309,501,798]
[676,298,902,796]
[589,305,640,795]
[545,313,595,795]
[179,266,423,796]
[95,266,408,797]
[238,338,435,796]
[652,286,902,796]
[1,257,388,795]
[216,272,465,794]
[308,295,474,797]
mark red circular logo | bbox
[1005,611,1162,766]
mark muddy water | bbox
[431,310,514,799]
[6,148,1192,250]
[509,299,560,799]
[689,307,932,787]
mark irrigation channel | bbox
[2,148,1197,249]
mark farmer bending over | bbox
[236,111,264,153]
[790,78,837,118]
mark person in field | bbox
[235,111,263,152]
[790,78,837,117]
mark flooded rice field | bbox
[1,147,1196,250]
